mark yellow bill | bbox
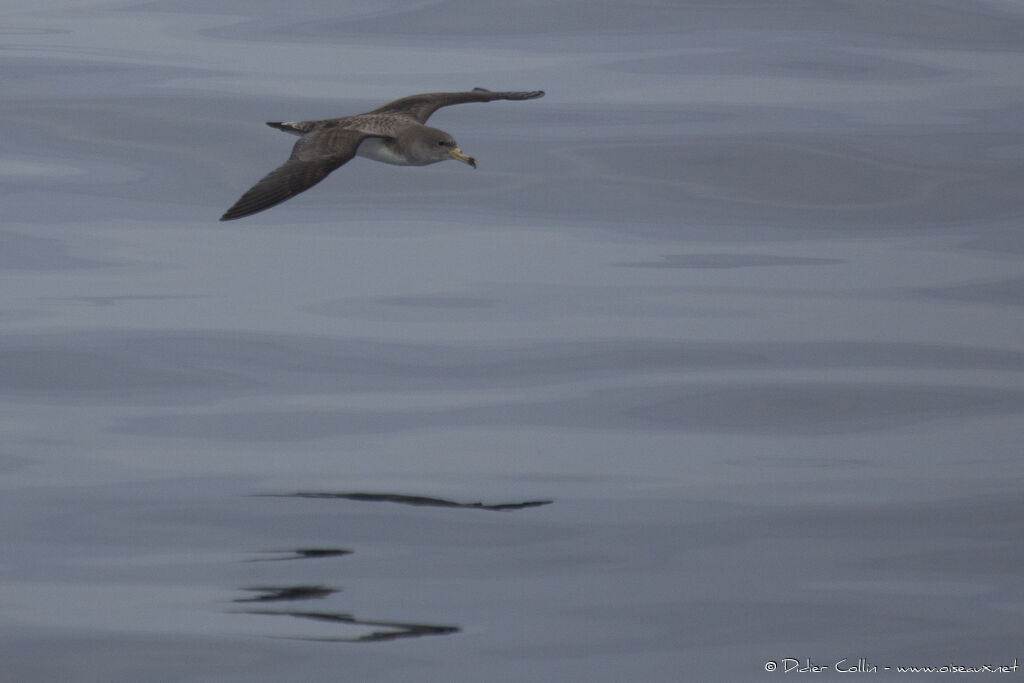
[449,147,477,168]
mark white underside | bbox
[355,138,412,166]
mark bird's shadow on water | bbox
[235,491,552,642]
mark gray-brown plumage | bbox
[220,88,545,221]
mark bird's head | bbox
[418,127,476,168]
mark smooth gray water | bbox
[2,1,1023,681]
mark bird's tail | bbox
[266,121,307,135]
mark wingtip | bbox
[220,202,259,221]
[514,89,545,100]
[473,87,544,100]
[220,203,263,221]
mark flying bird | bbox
[220,88,545,221]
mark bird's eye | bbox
[437,140,447,146]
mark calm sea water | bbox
[2,1,1023,681]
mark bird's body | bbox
[220,88,544,220]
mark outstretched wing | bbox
[369,88,544,124]
[220,127,377,221]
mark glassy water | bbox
[2,1,1023,681]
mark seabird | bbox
[220,88,545,221]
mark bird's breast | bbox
[355,138,412,166]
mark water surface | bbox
[1,0,1023,681]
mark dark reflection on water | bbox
[263,491,553,511]
[7,330,1022,405]
[203,0,1024,49]
[622,383,1024,436]
[232,490,545,640]
[375,295,497,309]
[42,295,202,307]
[249,549,353,562]
[121,382,1024,440]
[913,276,1024,307]
[241,610,460,643]
[607,45,946,80]
[614,253,845,269]
[0,230,108,270]
[235,586,338,603]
